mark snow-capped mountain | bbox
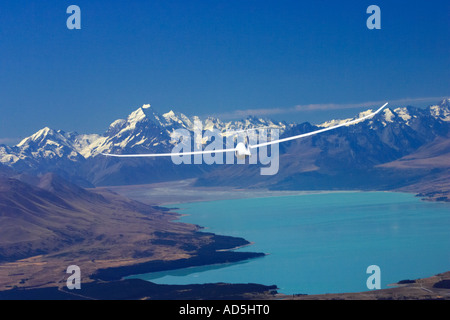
[0,127,85,167]
[77,104,289,158]
[194,99,449,190]
[0,99,449,187]
[318,99,450,128]
[0,104,288,165]
[429,98,450,122]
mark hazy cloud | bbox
[0,137,21,145]
[214,96,448,120]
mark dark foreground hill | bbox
[0,173,264,292]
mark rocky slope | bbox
[0,173,262,290]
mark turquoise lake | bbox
[127,192,450,295]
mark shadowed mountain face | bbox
[194,101,450,193]
[377,136,450,201]
[0,173,262,290]
[0,100,449,192]
[0,176,92,261]
[379,136,450,170]
[0,164,14,178]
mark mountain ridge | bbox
[0,99,449,193]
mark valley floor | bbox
[96,179,362,206]
[98,177,450,206]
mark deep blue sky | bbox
[0,0,449,143]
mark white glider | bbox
[102,103,388,160]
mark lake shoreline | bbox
[89,181,450,300]
[97,177,449,208]
[2,184,448,300]
[97,178,384,206]
[90,232,266,282]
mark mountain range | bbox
[0,99,449,199]
[0,99,449,295]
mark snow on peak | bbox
[383,108,395,123]
[162,110,179,122]
[122,105,165,130]
[430,104,450,121]
[394,107,412,123]
[109,119,126,130]
[318,118,353,128]
[440,98,450,106]
[17,127,54,147]
[317,108,382,128]
[72,133,103,158]
[358,109,375,118]
[162,110,191,128]
[32,126,53,138]
[128,107,147,123]
[111,118,125,126]
[428,99,450,121]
